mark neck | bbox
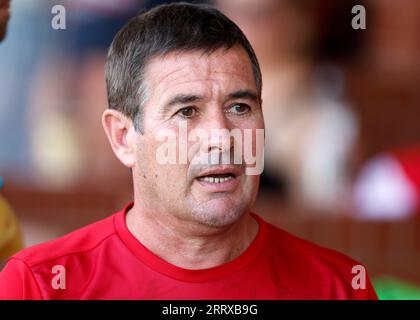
[125,201,259,270]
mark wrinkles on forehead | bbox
[141,47,257,116]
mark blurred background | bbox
[0,0,419,299]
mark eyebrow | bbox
[226,89,259,103]
[161,89,260,115]
[165,94,205,108]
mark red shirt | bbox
[0,203,377,299]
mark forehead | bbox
[143,46,256,98]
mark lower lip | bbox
[195,176,240,192]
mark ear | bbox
[102,109,137,168]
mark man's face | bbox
[133,47,264,227]
[0,0,10,41]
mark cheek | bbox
[147,125,192,167]
[247,175,260,188]
[139,140,189,185]
[239,124,264,152]
[240,173,258,188]
[134,137,161,182]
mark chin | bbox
[191,197,251,227]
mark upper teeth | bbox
[200,176,233,183]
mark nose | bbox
[199,108,234,156]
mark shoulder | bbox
[12,213,117,268]
[0,211,121,299]
[266,221,359,269]
[258,216,377,299]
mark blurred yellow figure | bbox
[0,192,23,264]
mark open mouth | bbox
[194,166,242,192]
[196,173,235,184]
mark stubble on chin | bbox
[186,197,251,228]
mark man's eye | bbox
[228,103,251,115]
[176,106,197,118]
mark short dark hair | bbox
[105,2,262,132]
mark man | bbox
[0,0,10,41]
[0,3,377,299]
